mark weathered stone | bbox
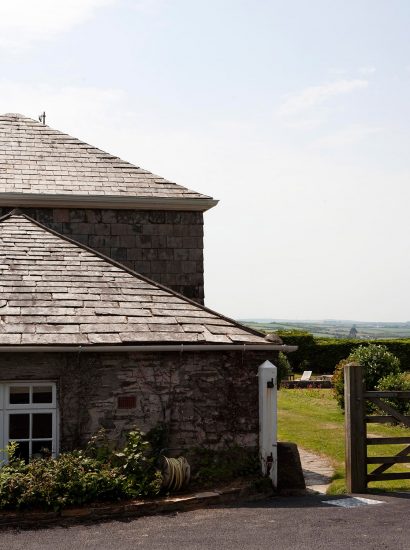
[0,350,277,451]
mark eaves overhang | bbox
[0,344,298,353]
[0,192,219,212]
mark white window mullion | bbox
[0,382,58,463]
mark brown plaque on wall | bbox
[118,395,137,409]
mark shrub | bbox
[333,344,401,410]
[0,430,162,511]
[349,344,401,389]
[276,352,293,385]
[275,330,316,372]
[276,330,410,375]
[112,430,162,498]
[332,358,351,409]
[376,373,410,416]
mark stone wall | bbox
[0,207,204,303]
[0,350,276,451]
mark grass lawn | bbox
[278,388,410,494]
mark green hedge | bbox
[276,330,410,374]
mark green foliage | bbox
[332,358,350,409]
[276,329,315,346]
[349,344,401,388]
[376,373,410,416]
[0,430,162,511]
[333,344,401,410]
[276,352,293,386]
[112,430,162,498]
[146,422,169,454]
[276,330,316,373]
[277,330,410,375]
[190,445,259,485]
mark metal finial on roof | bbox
[38,111,46,125]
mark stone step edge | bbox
[0,483,275,530]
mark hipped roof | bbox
[0,212,269,347]
[0,114,216,211]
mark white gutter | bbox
[0,344,297,353]
[0,193,219,212]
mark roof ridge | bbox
[0,212,267,340]
[0,114,150,173]
[1,113,36,118]
[0,113,214,202]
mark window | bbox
[0,382,57,462]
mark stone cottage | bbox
[0,113,289,460]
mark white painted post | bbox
[258,360,278,487]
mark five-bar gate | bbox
[344,362,410,493]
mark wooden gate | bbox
[344,362,410,493]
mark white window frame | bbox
[0,382,59,462]
[6,382,57,410]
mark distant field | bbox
[241,319,410,339]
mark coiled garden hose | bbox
[161,456,191,492]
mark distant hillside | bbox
[239,319,410,340]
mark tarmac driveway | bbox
[2,492,409,550]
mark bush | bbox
[276,352,293,386]
[349,344,401,389]
[376,373,410,416]
[275,330,316,372]
[0,430,162,511]
[276,331,410,375]
[332,358,351,409]
[333,344,401,410]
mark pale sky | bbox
[1,0,410,322]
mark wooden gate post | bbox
[344,362,367,493]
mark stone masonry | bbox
[0,206,205,303]
[0,350,276,451]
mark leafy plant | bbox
[112,430,162,498]
[333,344,401,410]
[146,422,169,454]
[376,373,410,416]
[332,358,350,409]
[0,429,162,511]
[276,352,293,386]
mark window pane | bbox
[32,441,52,459]
[9,386,30,404]
[32,413,52,439]
[14,441,30,463]
[33,386,53,404]
[9,414,30,439]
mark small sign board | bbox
[300,371,312,381]
[118,395,137,409]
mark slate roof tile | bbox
[0,114,211,201]
[0,213,268,346]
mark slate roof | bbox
[0,213,268,346]
[0,113,211,201]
